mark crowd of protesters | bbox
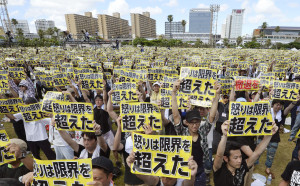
[0,47,299,186]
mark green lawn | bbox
[3,119,297,186]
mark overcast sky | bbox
[7,0,300,36]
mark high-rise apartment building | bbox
[65,12,98,38]
[131,12,156,38]
[224,9,245,39]
[189,8,211,33]
[165,22,184,38]
[35,19,55,32]
[98,12,130,39]
[11,20,30,34]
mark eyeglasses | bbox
[19,85,26,87]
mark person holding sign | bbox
[0,139,33,180]
[5,97,56,160]
[9,79,35,101]
[255,98,300,179]
[213,120,278,186]
[171,79,220,185]
[57,120,110,159]
[126,152,198,186]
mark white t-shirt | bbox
[49,125,69,146]
[13,113,50,142]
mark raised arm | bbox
[182,156,198,186]
[246,123,278,167]
[113,117,124,151]
[209,81,221,123]
[107,90,118,121]
[53,117,79,153]
[283,95,299,116]
[102,80,108,111]
[172,79,181,125]
[93,121,108,153]
[138,81,146,101]
[213,120,229,172]
[253,84,264,102]
[229,81,236,102]
[126,151,159,186]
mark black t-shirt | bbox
[94,107,110,134]
[192,135,203,168]
[74,144,110,159]
[164,122,177,135]
[0,163,30,179]
[271,110,286,143]
[214,160,249,186]
[216,102,229,134]
[281,160,300,185]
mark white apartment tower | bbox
[11,20,30,34]
[224,9,244,39]
[35,19,55,32]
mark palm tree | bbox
[16,28,23,38]
[46,28,54,38]
[38,29,45,39]
[260,22,268,48]
[236,36,243,46]
[11,18,18,35]
[274,26,280,49]
[167,15,173,38]
[181,20,186,33]
[53,27,60,39]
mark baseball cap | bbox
[236,97,247,102]
[92,156,113,173]
[153,81,161,87]
[9,138,27,152]
[186,109,202,123]
[19,80,28,87]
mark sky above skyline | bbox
[7,0,300,36]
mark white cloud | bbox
[9,0,25,6]
[24,0,104,32]
[180,8,186,14]
[197,4,209,9]
[248,14,266,24]
[288,2,299,8]
[220,4,229,12]
[10,10,19,18]
[165,0,178,7]
[106,0,130,16]
[254,0,281,14]
[293,16,300,23]
[130,6,162,15]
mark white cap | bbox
[153,81,161,87]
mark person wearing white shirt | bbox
[6,97,56,160]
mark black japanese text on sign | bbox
[33,158,93,186]
[0,98,22,114]
[120,102,162,132]
[18,103,47,122]
[132,133,192,179]
[228,101,273,136]
[272,81,300,101]
[42,91,68,113]
[112,82,137,103]
[52,101,94,132]
[179,67,217,104]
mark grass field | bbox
[3,119,297,186]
